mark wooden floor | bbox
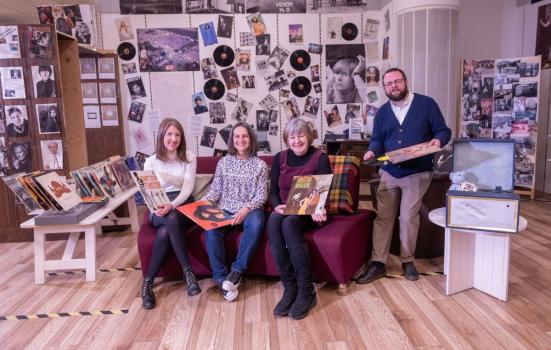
[1,195,551,349]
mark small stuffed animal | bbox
[449,171,465,191]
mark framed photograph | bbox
[80,57,97,79]
[98,57,116,79]
[83,105,101,128]
[101,105,119,126]
[40,139,63,170]
[5,105,29,137]
[81,82,98,104]
[36,103,61,134]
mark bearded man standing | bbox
[357,68,451,284]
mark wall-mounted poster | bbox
[120,0,182,14]
[246,0,306,13]
[325,44,366,104]
[137,28,199,72]
[536,3,551,69]
[460,56,541,189]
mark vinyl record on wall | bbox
[213,45,235,67]
[117,42,136,61]
[291,76,312,97]
[341,23,358,41]
[203,79,225,100]
[289,49,311,71]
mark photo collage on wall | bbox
[102,5,392,157]
[460,56,541,189]
[0,25,65,177]
[37,4,96,46]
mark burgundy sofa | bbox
[137,155,375,292]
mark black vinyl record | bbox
[204,79,225,100]
[291,76,312,97]
[213,45,235,67]
[341,23,358,41]
[289,49,311,71]
[117,42,136,61]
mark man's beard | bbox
[386,87,409,102]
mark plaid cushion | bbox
[327,155,360,214]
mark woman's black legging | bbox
[147,210,193,278]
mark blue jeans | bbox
[205,209,265,282]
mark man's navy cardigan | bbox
[368,93,452,178]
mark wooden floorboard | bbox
[1,197,551,349]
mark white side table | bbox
[429,207,527,301]
[20,188,139,284]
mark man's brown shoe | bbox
[356,263,386,284]
[402,262,419,281]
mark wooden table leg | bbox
[84,226,96,282]
[34,230,46,285]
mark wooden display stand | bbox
[0,26,87,242]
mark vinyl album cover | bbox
[36,104,61,134]
[246,13,266,36]
[94,164,122,197]
[127,77,146,100]
[137,28,199,71]
[199,22,218,46]
[1,175,41,213]
[0,26,21,59]
[177,200,233,230]
[217,15,233,38]
[34,171,81,211]
[385,141,441,164]
[128,101,146,123]
[131,170,170,212]
[283,174,333,215]
[1,67,26,99]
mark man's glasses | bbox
[383,79,405,88]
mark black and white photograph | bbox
[218,124,233,145]
[256,110,269,131]
[303,96,320,117]
[200,126,217,148]
[217,15,233,38]
[259,94,278,111]
[101,105,119,127]
[231,98,253,122]
[310,64,320,82]
[268,45,290,70]
[308,43,323,55]
[81,82,98,104]
[246,0,306,14]
[1,67,26,99]
[80,57,97,79]
[255,57,271,76]
[116,17,135,41]
[364,18,379,40]
[32,65,56,98]
[384,8,390,32]
[209,102,226,124]
[122,62,138,75]
[268,110,278,123]
[5,105,29,137]
[257,140,271,154]
[382,36,389,59]
[75,21,92,44]
[265,70,289,92]
[137,28,199,72]
[221,66,240,90]
[40,139,63,170]
[126,77,146,100]
[314,83,322,94]
[226,92,238,102]
[327,17,342,40]
[192,92,208,114]
[0,138,8,176]
[201,57,218,79]
[256,34,270,55]
[10,142,32,173]
[36,104,61,134]
[242,75,255,89]
[268,122,278,136]
[345,103,361,123]
[239,32,256,46]
[213,149,228,157]
[280,89,291,98]
[199,22,218,47]
[27,26,52,59]
[324,105,343,128]
[128,100,146,123]
[325,44,366,104]
[186,0,232,14]
[120,0,182,14]
[98,57,116,79]
[280,97,301,120]
[236,49,251,71]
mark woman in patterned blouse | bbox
[202,122,269,302]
